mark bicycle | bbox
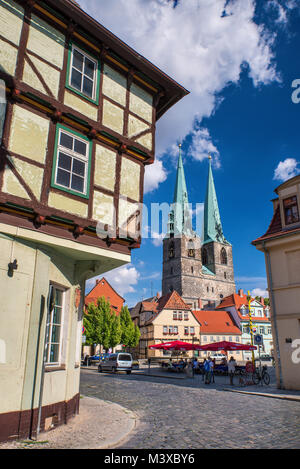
[252,365,270,385]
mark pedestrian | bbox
[211,358,215,383]
[204,358,211,384]
[228,356,237,385]
[202,358,207,381]
[193,357,198,376]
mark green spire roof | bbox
[203,157,229,245]
[168,145,193,236]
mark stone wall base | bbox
[0,393,80,443]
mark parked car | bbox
[209,353,225,361]
[255,354,272,361]
[98,353,133,374]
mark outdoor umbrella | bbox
[149,340,195,351]
[193,340,257,352]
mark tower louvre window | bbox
[221,248,227,265]
[169,242,175,258]
[188,239,195,257]
[202,248,208,265]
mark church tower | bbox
[162,149,235,310]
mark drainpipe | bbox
[262,241,283,389]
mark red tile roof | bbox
[192,310,241,335]
[85,277,125,315]
[217,293,270,322]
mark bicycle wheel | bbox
[263,371,270,385]
[252,371,260,385]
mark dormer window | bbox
[283,196,299,225]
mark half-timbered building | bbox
[0,0,188,441]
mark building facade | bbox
[0,0,188,441]
[85,277,125,315]
[217,290,272,360]
[162,152,235,309]
[252,175,300,390]
[192,309,242,361]
[131,291,200,359]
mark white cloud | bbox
[151,230,165,247]
[89,264,140,297]
[273,158,300,181]
[144,158,168,193]
[251,288,269,298]
[188,128,221,168]
[78,0,297,189]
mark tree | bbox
[84,296,121,353]
[264,298,270,306]
[119,305,141,348]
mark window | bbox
[174,326,178,334]
[184,326,189,335]
[190,327,195,335]
[229,336,232,341]
[259,327,265,335]
[45,286,65,365]
[52,126,91,198]
[169,242,175,258]
[68,44,99,102]
[221,248,227,265]
[235,337,240,342]
[188,239,195,257]
[163,325,168,334]
[178,312,182,320]
[203,336,207,341]
[283,196,299,225]
[184,312,189,320]
[173,311,177,320]
[169,326,173,334]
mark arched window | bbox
[188,239,195,258]
[221,248,227,265]
[169,242,175,258]
[202,248,208,265]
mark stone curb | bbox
[223,388,300,402]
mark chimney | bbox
[96,279,101,285]
[238,289,244,297]
[198,298,202,310]
[271,198,279,214]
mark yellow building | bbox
[253,175,300,390]
[0,0,188,441]
[131,291,201,359]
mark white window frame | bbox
[45,285,66,366]
[70,44,98,101]
[54,128,90,196]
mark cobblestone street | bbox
[80,367,300,449]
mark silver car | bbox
[98,353,132,374]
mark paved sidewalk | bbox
[0,395,137,450]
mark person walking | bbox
[204,358,211,384]
[202,358,207,381]
[211,358,215,383]
[228,356,237,385]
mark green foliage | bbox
[84,296,121,352]
[84,298,140,352]
[264,298,270,306]
[119,306,141,348]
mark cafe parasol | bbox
[149,340,195,351]
[194,340,257,353]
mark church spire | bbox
[168,144,193,236]
[203,156,229,245]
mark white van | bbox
[98,353,133,374]
[209,353,225,361]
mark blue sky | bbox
[82,0,300,306]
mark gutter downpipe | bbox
[262,240,283,389]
